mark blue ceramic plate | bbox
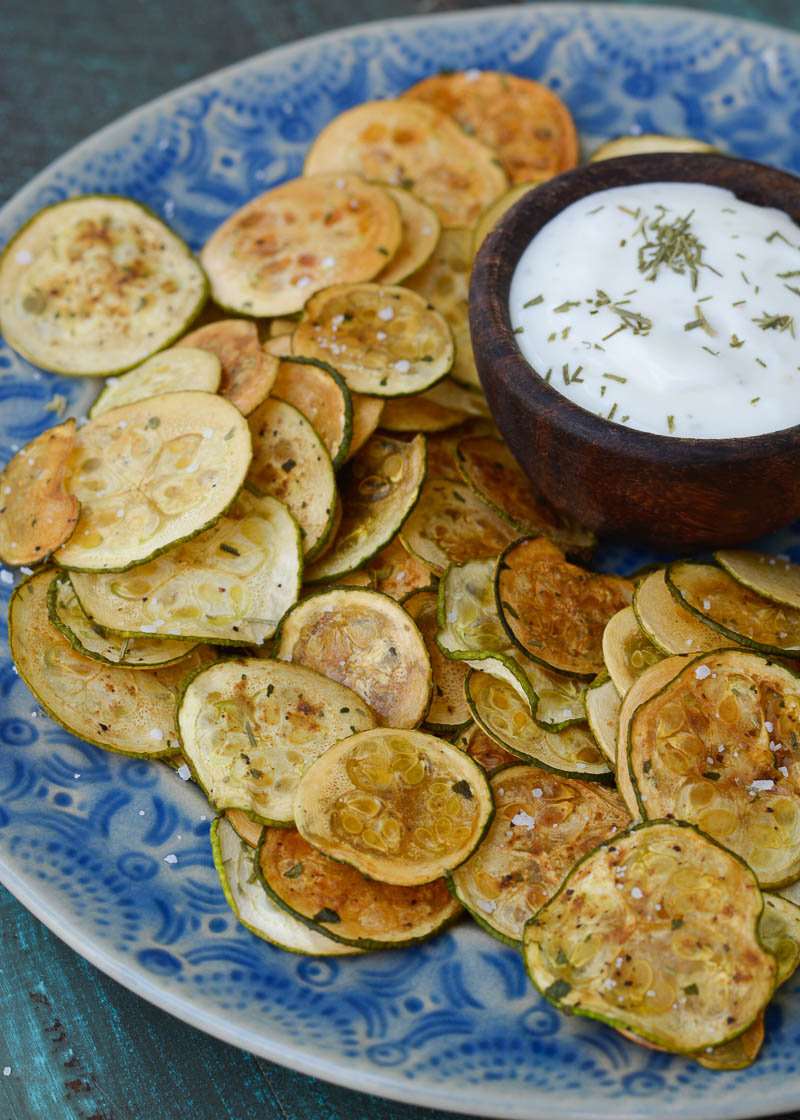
[3,6,800,1117]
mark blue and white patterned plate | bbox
[3,6,800,1117]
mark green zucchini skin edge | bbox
[522,817,776,1055]
[444,870,521,949]
[270,352,354,470]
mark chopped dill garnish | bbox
[777,270,800,278]
[608,402,618,420]
[553,300,581,313]
[602,372,628,383]
[767,229,794,246]
[523,295,544,308]
[637,207,718,289]
[667,415,675,433]
[753,311,795,337]
[684,303,716,335]
[756,357,767,367]
[513,325,525,334]
[587,205,605,215]
[751,397,761,404]
[701,346,720,356]
[729,334,745,348]
[785,284,800,299]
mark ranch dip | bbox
[508,182,800,438]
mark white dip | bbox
[508,182,800,438]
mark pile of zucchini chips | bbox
[1,70,795,1066]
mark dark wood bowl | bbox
[469,153,800,550]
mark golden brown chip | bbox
[368,534,437,600]
[347,394,385,461]
[374,187,441,285]
[0,419,80,565]
[178,318,278,416]
[380,395,468,433]
[401,479,518,574]
[271,354,352,468]
[454,721,518,772]
[404,588,470,730]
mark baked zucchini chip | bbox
[211,816,360,955]
[256,827,461,949]
[177,319,278,416]
[401,479,517,574]
[271,354,353,469]
[422,378,490,418]
[403,588,471,732]
[89,347,222,419]
[666,560,800,658]
[346,394,385,461]
[454,721,518,772]
[589,134,719,162]
[274,587,431,728]
[760,893,800,986]
[602,606,663,696]
[380,395,468,434]
[294,727,494,885]
[200,173,402,317]
[627,648,800,888]
[303,99,507,228]
[48,572,197,668]
[0,419,79,566]
[472,183,544,258]
[466,670,610,780]
[225,807,263,848]
[368,534,437,601]
[374,186,441,285]
[522,820,776,1053]
[450,763,629,944]
[292,283,453,397]
[0,196,207,376]
[715,550,800,611]
[9,569,211,757]
[55,391,251,572]
[424,417,498,482]
[70,488,301,647]
[178,658,376,826]
[583,675,621,768]
[633,568,722,655]
[496,537,633,677]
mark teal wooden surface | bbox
[4,2,800,1118]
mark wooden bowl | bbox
[469,153,800,550]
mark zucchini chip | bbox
[495,537,633,677]
[450,764,629,944]
[627,648,800,888]
[402,71,579,185]
[178,658,376,826]
[48,572,197,668]
[454,721,518,772]
[256,827,461,948]
[424,417,498,482]
[89,348,222,419]
[380,396,468,434]
[466,670,610,780]
[472,183,544,258]
[602,606,664,696]
[716,550,800,611]
[54,391,251,572]
[0,196,207,376]
[403,589,471,732]
[304,433,426,583]
[455,437,595,555]
[0,419,79,566]
[177,319,278,416]
[583,676,621,768]
[225,807,263,848]
[666,560,800,658]
[401,479,517,573]
[294,727,494,885]
[633,569,722,656]
[70,489,301,647]
[9,569,211,757]
[422,377,491,418]
[374,187,441,285]
[346,393,385,461]
[274,587,431,728]
[760,894,800,986]
[589,134,719,162]
[246,397,337,561]
[368,534,438,601]
[200,173,402,317]
[303,99,507,229]
[522,820,776,1053]
[403,228,478,389]
[292,283,453,398]
[211,816,360,955]
[271,354,352,469]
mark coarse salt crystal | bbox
[703,598,711,609]
[394,359,410,373]
[377,307,395,321]
[295,275,311,288]
[780,766,789,777]
[476,897,497,913]
[464,68,482,81]
[202,428,214,438]
[164,854,178,864]
[511,810,536,830]
[765,721,774,732]
[0,570,13,585]
[2,1067,10,1076]
[695,665,711,680]
[149,728,164,741]
[532,788,543,798]
[15,249,33,264]
[750,779,774,791]
[631,886,643,899]
[322,256,336,269]
[177,764,191,781]
[139,810,146,816]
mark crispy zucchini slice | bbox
[48,572,197,668]
[374,186,441,285]
[304,433,426,583]
[628,648,800,888]
[274,587,431,728]
[0,419,80,566]
[403,227,478,389]
[760,893,800,986]
[9,569,211,757]
[380,395,468,433]
[178,658,376,826]
[0,196,207,376]
[271,354,352,469]
[368,534,437,601]
[346,393,385,461]
[602,606,664,696]
[522,819,776,1053]
[200,173,402,317]
[583,675,621,768]
[89,348,222,419]
[54,391,251,572]
[403,589,470,732]
[401,479,517,574]
[177,319,278,416]
[716,550,800,611]
[589,134,719,161]
[292,283,453,397]
[422,377,490,418]
[256,827,460,948]
[211,816,360,955]
[246,396,337,561]
[303,99,507,229]
[402,71,578,186]
[666,560,800,658]
[472,182,545,258]
[466,670,610,780]
[225,807,263,848]
[496,538,633,677]
[454,721,518,772]
[70,488,301,647]
[633,569,723,656]
[294,727,494,885]
[451,763,629,944]
[456,437,595,555]
[424,417,498,482]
